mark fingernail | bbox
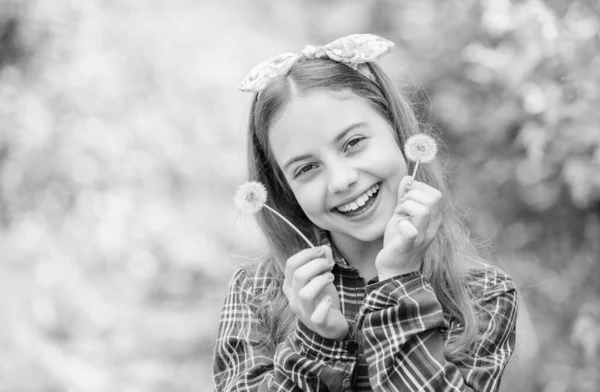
[406,178,413,187]
[324,296,332,303]
[326,272,334,281]
[317,247,325,256]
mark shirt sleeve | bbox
[357,271,518,392]
[213,268,360,392]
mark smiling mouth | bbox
[333,183,381,217]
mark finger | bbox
[284,246,326,287]
[405,180,443,201]
[401,189,443,231]
[298,272,335,306]
[293,257,334,288]
[395,199,430,222]
[310,296,332,327]
[398,219,419,238]
[388,219,419,253]
[396,219,419,245]
[322,245,334,265]
[400,189,436,207]
[397,176,414,201]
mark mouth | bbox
[333,182,381,217]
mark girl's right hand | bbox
[282,245,349,340]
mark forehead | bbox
[269,90,381,162]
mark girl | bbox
[213,34,518,391]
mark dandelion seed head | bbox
[405,134,438,163]
[234,181,268,213]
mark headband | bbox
[238,34,395,93]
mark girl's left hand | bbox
[375,176,443,281]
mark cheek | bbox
[369,143,407,175]
[291,184,325,217]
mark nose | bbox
[327,164,358,194]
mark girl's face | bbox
[269,89,408,245]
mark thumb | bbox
[397,176,414,203]
[321,244,334,264]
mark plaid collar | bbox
[317,230,353,269]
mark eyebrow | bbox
[282,122,368,172]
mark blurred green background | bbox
[0,0,598,391]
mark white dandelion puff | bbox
[405,134,438,163]
[404,134,438,179]
[234,181,315,248]
[234,181,268,213]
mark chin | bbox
[351,229,385,243]
[334,222,386,244]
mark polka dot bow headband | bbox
[238,34,395,93]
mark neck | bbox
[330,232,382,280]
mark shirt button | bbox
[347,341,358,355]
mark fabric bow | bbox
[238,34,395,93]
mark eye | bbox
[345,137,365,151]
[294,163,318,178]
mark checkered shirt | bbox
[213,245,518,391]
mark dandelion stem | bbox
[263,204,315,248]
[411,160,420,179]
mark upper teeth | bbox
[336,184,380,212]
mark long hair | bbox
[245,58,490,362]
